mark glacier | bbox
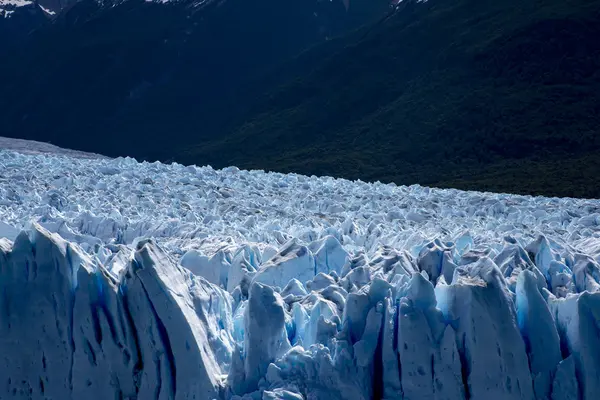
[0,147,600,399]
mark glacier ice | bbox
[0,224,233,399]
[228,282,291,396]
[516,270,562,399]
[0,220,19,241]
[253,239,315,289]
[1,148,600,399]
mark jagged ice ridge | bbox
[0,149,599,399]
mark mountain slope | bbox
[2,0,599,198]
[0,1,49,50]
[0,0,391,157]
[179,0,600,198]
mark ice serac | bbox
[228,282,290,395]
[526,235,557,280]
[253,239,315,288]
[342,290,371,344]
[381,295,402,399]
[434,324,464,400]
[281,278,308,298]
[551,356,579,400]
[262,388,304,399]
[436,257,534,400]
[0,220,20,241]
[266,345,355,400]
[303,297,339,348]
[351,301,383,398]
[124,239,233,399]
[71,246,139,399]
[571,254,600,293]
[417,240,446,283]
[397,275,437,399]
[494,241,546,293]
[180,248,230,288]
[397,273,463,400]
[309,235,349,275]
[550,291,600,400]
[515,270,561,399]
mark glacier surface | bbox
[0,148,600,399]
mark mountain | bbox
[0,0,70,16]
[0,0,392,156]
[0,1,49,50]
[1,146,600,399]
[1,0,600,198]
[178,0,600,198]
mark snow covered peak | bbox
[0,0,32,7]
[1,146,600,399]
[0,0,32,17]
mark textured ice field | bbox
[0,136,105,159]
[1,148,600,400]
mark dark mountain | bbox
[178,0,600,198]
[0,2,49,50]
[0,0,392,156]
[2,0,600,198]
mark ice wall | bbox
[2,223,599,400]
[0,224,233,399]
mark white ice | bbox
[1,146,600,399]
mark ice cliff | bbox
[0,224,233,399]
